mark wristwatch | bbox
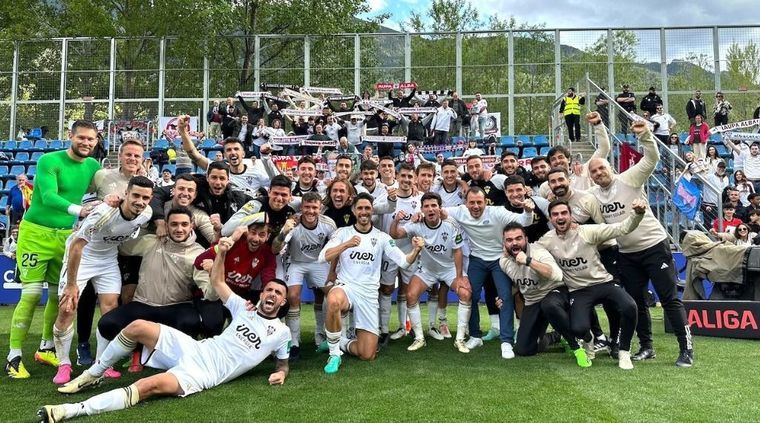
[525,256,532,266]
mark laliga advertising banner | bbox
[0,256,48,305]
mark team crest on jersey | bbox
[318,232,325,240]
[484,186,491,194]
[344,214,350,224]
[267,325,275,336]
[252,258,260,268]
[442,232,448,241]
[371,237,377,247]
[246,176,255,185]
[411,201,417,209]
[234,257,240,263]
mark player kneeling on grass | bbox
[499,222,590,367]
[389,192,472,353]
[318,193,424,374]
[39,224,291,422]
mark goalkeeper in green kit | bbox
[6,121,102,379]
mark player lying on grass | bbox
[38,220,291,422]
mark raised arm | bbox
[178,115,210,169]
[581,200,646,245]
[210,237,234,304]
[220,201,263,237]
[619,121,659,188]
[389,211,410,239]
[318,232,359,263]
[588,112,611,160]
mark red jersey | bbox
[712,217,742,233]
[194,236,276,296]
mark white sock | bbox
[64,384,140,418]
[285,307,301,347]
[456,301,472,341]
[379,293,392,333]
[95,329,110,361]
[314,304,325,344]
[89,331,136,377]
[39,339,54,350]
[326,329,342,357]
[397,294,407,331]
[489,314,500,332]
[437,307,447,324]
[408,303,424,340]
[339,336,355,355]
[8,349,22,361]
[427,294,438,329]
[53,324,75,366]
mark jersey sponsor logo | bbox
[349,251,375,261]
[557,257,588,268]
[515,277,538,287]
[600,201,626,214]
[425,244,447,254]
[234,324,262,349]
[300,243,321,253]
[102,234,132,243]
[227,271,253,288]
[343,214,351,224]
[484,186,491,194]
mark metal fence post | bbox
[158,37,166,120]
[354,34,360,94]
[455,32,462,95]
[607,29,616,134]
[404,33,411,82]
[108,38,116,122]
[58,38,68,139]
[304,35,311,87]
[554,30,561,98]
[713,26,721,92]
[508,31,515,136]
[9,41,19,138]
[202,56,210,133]
[254,36,260,90]
[660,28,668,113]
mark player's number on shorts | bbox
[21,253,39,267]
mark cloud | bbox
[367,0,388,13]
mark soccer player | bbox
[499,222,590,367]
[318,192,424,374]
[588,120,694,367]
[52,176,154,384]
[221,174,296,241]
[354,160,388,200]
[389,193,472,353]
[442,187,533,358]
[178,114,279,197]
[39,234,290,422]
[273,192,337,360]
[291,156,326,197]
[538,200,643,370]
[6,120,101,379]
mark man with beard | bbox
[273,193,337,361]
[148,174,217,246]
[389,193,472,353]
[441,187,534,358]
[526,155,550,195]
[41,242,290,422]
[324,179,357,228]
[319,193,424,374]
[538,200,644,370]
[588,120,694,367]
[542,112,610,197]
[504,175,551,242]
[495,151,530,180]
[178,115,278,198]
[6,121,101,379]
[354,160,388,200]
[499,222,590,367]
[52,177,154,385]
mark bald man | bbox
[587,120,693,368]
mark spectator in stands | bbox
[207,100,223,140]
[305,123,331,156]
[232,115,254,151]
[16,128,26,141]
[713,222,756,246]
[594,89,610,127]
[754,103,760,120]
[344,115,366,146]
[431,100,457,146]
[0,151,9,162]
[615,84,636,136]
[650,105,676,144]
[704,146,722,173]
[732,170,755,207]
[406,113,426,143]
[267,103,284,126]
[686,90,706,123]
[88,133,107,163]
[741,193,760,222]
[6,174,32,226]
[559,87,585,143]
[423,93,441,108]
[143,158,159,182]
[290,116,309,136]
[157,169,174,187]
[324,116,341,142]
[462,139,484,158]
[640,87,663,116]
[713,91,732,127]
[726,187,747,218]
[471,93,489,138]
[725,141,760,192]
[220,97,239,139]
[712,202,743,233]
[174,146,193,176]
[361,145,373,163]
[334,137,359,166]
[3,225,18,259]
[237,94,265,125]
[213,152,223,161]
[703,161,730,227]
[668,133,681,156]
[747,210,760,233]
[449,92,468,137]
[686,114,710,159]
[388,88,416,108]
[730,139,750,172]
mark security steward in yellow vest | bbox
[559,88,586,142]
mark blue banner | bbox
[0,255,48,305]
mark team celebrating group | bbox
[2,110,694,422]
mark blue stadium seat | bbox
[715,145,729,156]
[31,152,44,161]
[143,151,152,159]
[5,179,16,190]
[49,139,64,150]
[32,140,48,151]
[11,152,29,165]
[162,164,176,175]
[709,133,722,143]
[173,140,182,149]
[539,145,552,155]
[200,139,216,149]
[533,135,549,147]
[206,150,219,159]
[2,141,17,151]
[0,214,8,229]
[517,135,532,146]
[154,139,170,150]
[10,165,25,176]
[27,165,36,176]
[679,132,688,143]
[521,147,538,158]
[63,140,71,148]
[27,128,43,140]
[18,140,33,150]
[0,165,8,176]
[500,136,516,148]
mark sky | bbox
[363,0,760,31]
[362,0,760,62]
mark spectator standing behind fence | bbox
[595,89,610,127]
[559,88,585,143]
[615,84,636,136]
[713,91,732,127]
[431,100,457,146]
[471,93,488,138]
[733,170,755,207]
[686,115,710,159]
[639,87,663,117]
[220,97,239,139]
[206,100,223,140]
[686,90,706,123]
[650,105,676,144]
[725,140,760,193]
[702,161,730,227]
[232,115,255,152]
[449,92,468,137]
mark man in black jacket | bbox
[219,97,239,139]
[407,113,427,143]
[640,87,662,117]
[449,92,468,137]
[231,115,255,148]
[389,88,416,108]
[237,94,265,124]
[686,90,706,123]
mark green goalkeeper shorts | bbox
[15,219,72,285]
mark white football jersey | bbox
[70,203,152,261]
[404,218,463,275]
[201,294,290,386]
[432,183,464,207]
[355,182,388,201]
[319,225,409,298]
[284,215,337,263]
[210,159,273,197]
[380,193,422,252]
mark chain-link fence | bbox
[1,26,759,140]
